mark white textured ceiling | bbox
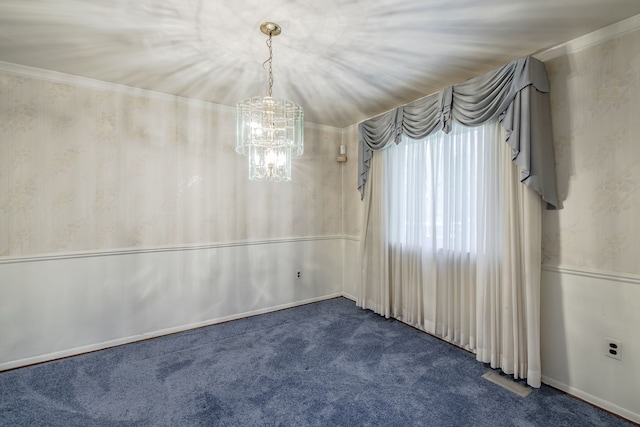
[1,0,640,128]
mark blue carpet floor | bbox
[0,297,634,426]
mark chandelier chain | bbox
[263,32,274,97]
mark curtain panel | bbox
[358,56,560,209]
[359,122,544,387]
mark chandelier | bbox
[236,22,304,182]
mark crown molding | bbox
[0,60,338,129]
[535,13,640,62]
[0,60,235,113]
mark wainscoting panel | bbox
[540,266,640,424]
[0,238,343,371]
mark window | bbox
[384,120,500,255]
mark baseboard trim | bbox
[542,376,640,425]
[0,293,343,372]
[341,292,357,302]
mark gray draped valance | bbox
[358,56,560,209]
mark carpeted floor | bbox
[0,297,634,426]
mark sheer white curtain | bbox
[358,120,542,387]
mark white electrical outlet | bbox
[605,337,622,361]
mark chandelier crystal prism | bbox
[236,22,304,182]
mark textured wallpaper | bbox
[0,70,344,257]
[4,22,639,272]
[341,123,362,239]
[542,27,640,275]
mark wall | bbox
[537,15,640,423]
[0,62,345,370]
[341,123,362,301]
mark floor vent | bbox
[482,371,532,397]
